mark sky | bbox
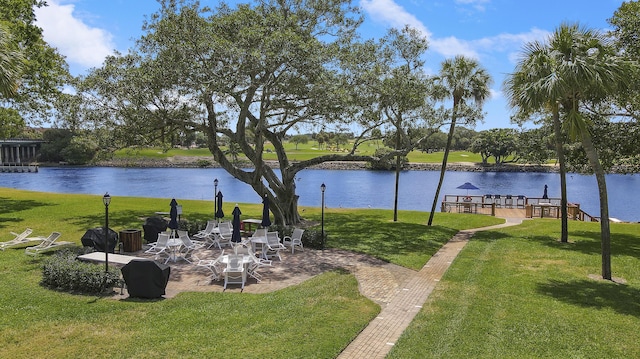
[34,0,626,131]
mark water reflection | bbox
[0,167,638,222]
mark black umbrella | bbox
[215,191,224,220]
[261,194,271,227]
[457,182,479,195]
[542,184,548,199]
[168,198,179,235]
[231,205,242,243]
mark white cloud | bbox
[431,36,479,59]
[360,0,432,39]
[34,0,115,70]
[360,0,552,64]
[455,0,491,12]
[472,27,551,64]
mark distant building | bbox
[0,139,45,165]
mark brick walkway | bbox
[337,217,524,359]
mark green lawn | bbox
[0,188,498,358]
[388,219,640,358]
[113,144,486,164]
[3,188,637,358]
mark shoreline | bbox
[87,156,562,173]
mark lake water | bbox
[1,167,639,222]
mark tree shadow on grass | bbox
[0,196,52,229]
[522,231,640,260]
[325,212,458,260]
[536,278,640,318]
[67,210,159,233]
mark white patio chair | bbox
[282,228,304,254]
[178,231,204,263]
[196,250,225,283]
[24,232,73,257]
[223,254,246,291]
[247,247,271,283]
[193,220,216,243]
[1,228,41,251]
[209,222,233,249]
[145,233,170,262]
[264,231,286,261]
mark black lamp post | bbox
[214,178,219,218]
[320,183,326,249]
[102,192,111,273]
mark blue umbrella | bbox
[168,198,179,236]
[231,205,242,243]
[456,182,479,195]
[261,194,271,227]
[215,191,224,220]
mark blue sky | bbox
[34,0,625,130]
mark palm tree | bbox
[503,33,570,243]
[504,23,631,280]
[427,56,491,226]
[0,23,23,98]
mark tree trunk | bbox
[393,125,401,222]
[581,133,612,280]
[428,103,458,226]
[552,109,569,243]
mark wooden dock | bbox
[442,194,601,222]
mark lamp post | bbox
[214,178,219,219]
[320,183,326,249]
[102,193,111,273]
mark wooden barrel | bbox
[120,229,142,252]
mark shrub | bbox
[195,159,211,168]
[178,219,206,236]
[302,229,327,249]
[41,250,121,294]
[268,225,327,250]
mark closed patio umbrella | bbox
[215,191,224,220]
[231,205,242,243]
[168,198,179,236]
[261,194,271,227]
[542,184,548,199]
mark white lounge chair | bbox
[178,231,204,263]
[196,250,225,283]
[145,233,170,262]
[24,232,73,257]
[1,228,42,251]
[282,228,304,254]
[210,222,233,249]
[247,247,271,283]
[193,220,217,244]
[264,231,286,261]
[223,254,246,291]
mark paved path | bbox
[337,217,524,359]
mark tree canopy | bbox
[0,0,69,123]
[75,0,443,225]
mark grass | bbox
[4,188,637,357]
[388,219,640,358]
[0,188,498,358]
[113,143,486,164]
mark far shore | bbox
[87,156,562,173]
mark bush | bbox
[41,250,121,294]
[178,218,208,236]
[302,229,327,249]
[268,225,327,250]
[195,159,211,168]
